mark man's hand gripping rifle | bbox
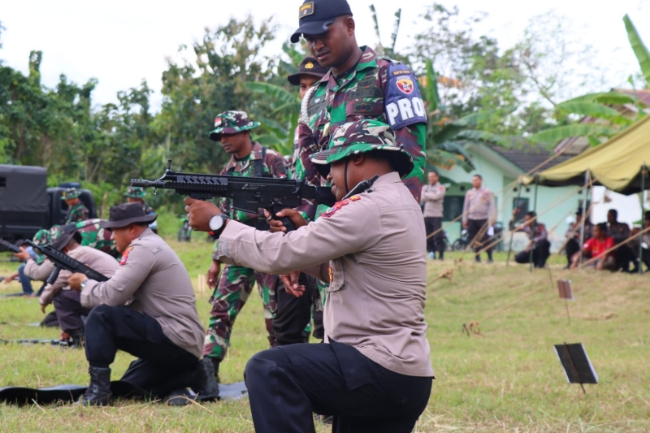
[25,240,109,285]
[131,160,336,231]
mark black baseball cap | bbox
[290,0,353,43]
[287,56,329,85]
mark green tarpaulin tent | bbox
[524,115,650,195]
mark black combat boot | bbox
[210,357,221,383]
[69,331,84,348]
[79,367,112,406]
[190,358,220,401]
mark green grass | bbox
[1,242,649,432]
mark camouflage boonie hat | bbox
[310,119,414,177]
[124,186,146,199]
[61,188,81,200]
[32,225,61,247]
[209,111,260,141]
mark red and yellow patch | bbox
[321,195,361,218]
[328,266,333,283]
[119,246,134,266]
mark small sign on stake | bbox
[558,279,574,300]
[558,279,574,324]
[554,342,598,395]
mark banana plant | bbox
[624,14,650,87]
[245,81,300,156]
[529,15,650,147]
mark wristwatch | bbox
[209,214,230,239]
[80,279,89,291]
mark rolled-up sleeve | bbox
[81,246,153,308]
[215,198,382,275]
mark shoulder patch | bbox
[119,246,134,266]
[321,196,361,218]
[384,63,427,129]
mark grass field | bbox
[1,240,649,432]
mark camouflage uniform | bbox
[124,186,154,214]
[71,219,117,257]
[62,189,89,224]
[204,111,287,362]
[294,46,427,304]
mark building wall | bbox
[436,149,582,253]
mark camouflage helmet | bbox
[309,119,414,178]
[61,188,82,200]
[32,225,61,246]
[124,186,147,199]
[209,110,260,141]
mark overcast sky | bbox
[1,0,649,110]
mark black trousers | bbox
[273,273,324,345]
[565,238,581,266]
[514,240,551,268]
[424,217,444,258]
[85,304,199,397]
[467,219,492,261]
[52,290,90,334]
[615,244,637,271]
[244,341,432,433]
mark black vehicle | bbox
[0,165,96,244]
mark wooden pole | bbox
[640,166,646,276]
[529,177,539,273]
[506,182,523,267]
[578,172,590,269]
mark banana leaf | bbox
[528,124,619,145]
[555,102,634,126]
[246,82,298,107]
[562,92,638,106]
[623,15,650,87]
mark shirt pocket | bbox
[344,97,384,121]
[327,259,346,292]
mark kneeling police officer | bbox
[186,120,434,433]
[68,203,218,405]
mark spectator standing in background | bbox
[462,174,496,263]
[421,171,446,260]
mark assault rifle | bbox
[25,240,109,285]
[0,239,21,254]
[131,160,336,231]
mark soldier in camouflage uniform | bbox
[124,186,158,233]
[289,0,427,307]
[203,111,287,378]
[67,219,118,258]
[62,188,89,224]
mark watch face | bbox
[209,215,224,231]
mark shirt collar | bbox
[322,46,378,91]
[223,141,264,172]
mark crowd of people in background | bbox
[420,170,649,273]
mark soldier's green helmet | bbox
[209,111,260,142]
[124,186,147,199]
[309,119,414,178]
[61,188,82,200]
[32,225,61,247]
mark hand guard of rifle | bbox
[25,240,109,284]
[131,160,336,233]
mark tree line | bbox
[0,5,648,215]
